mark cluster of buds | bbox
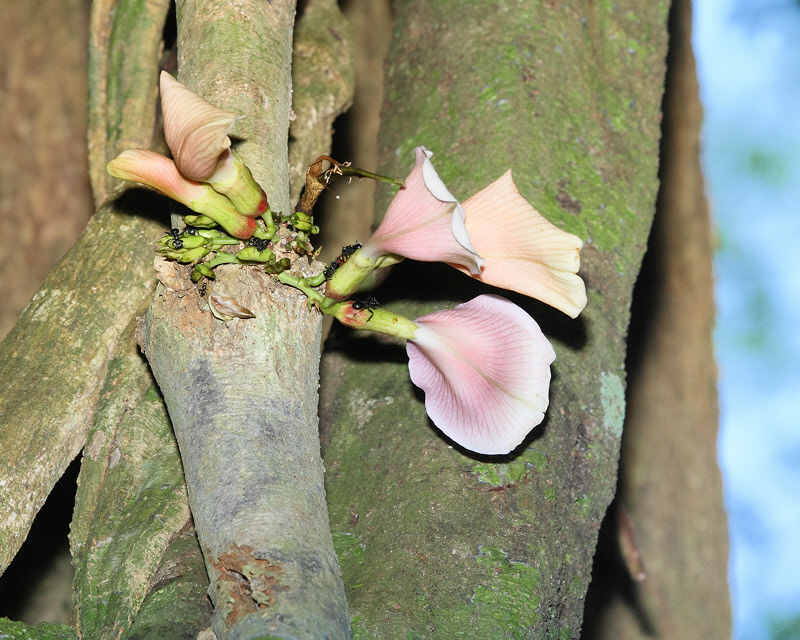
[108,76,587,456]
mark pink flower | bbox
[453,171,587,318]
[107,149,256,239]
[160,72,268,217]
[360,147,484,274]
[159,71,239,183]
[407,295,555,455]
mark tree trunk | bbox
[0,0,171,581]
[136,1,351,637]
[583,0,732,636]
[320,1,669,637]
[0,0,92,339]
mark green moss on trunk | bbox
[320,1,669,637]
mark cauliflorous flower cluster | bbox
[107,73,587,456]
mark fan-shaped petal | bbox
[160,71,239,182]
[107,149,207,204]
[453,171,587,318]
[407,294,555,455]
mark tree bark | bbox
[69,316,196,640]
[583,0,732,636]
[320,1,669,637]
[136,1,351,637]
[0,0,170,580]
[0,0,92,340]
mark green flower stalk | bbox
[330,300,418,340]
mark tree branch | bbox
[137,1,351,636]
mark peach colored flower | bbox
[453,171,587,318]
[160,72,268,217]
[107,149,256,239]
[159,71,239,183]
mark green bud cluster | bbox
[156,152,415,338]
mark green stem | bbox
[277,272,326,305]
[260,206,277,238]
[206,253,239,268]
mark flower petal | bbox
[407,294,555,455]
[454,171,587,318]
[362,147,483,273]
[107,149,256,239]
[107,149,207,204]
[160,71,239,181]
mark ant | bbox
[169,227,184,249]
[198,280,208,297]
[324,242,362,279]
[351,295,380,321]
[250,237,270,252]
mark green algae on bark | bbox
[70,318,193,640]
[321,1,669,637]
[0,0,168,577]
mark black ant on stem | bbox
[324,242,362,279]
[169,227,183,249]
[351,295,380,321]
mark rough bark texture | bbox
[0,0,92,340]
[0,0,170,580]
[320,2,669,637]
[139,261,349,639]
[583,0,732,636]
[133,1,351,637]
[69,317,195,640]
[176,0,295,215]
[0,193,166,576]
[87,0,172,206]
[0,618,78,640]
[124,520,213,640]
[288,0,355,204]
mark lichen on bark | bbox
[320,1,670,637]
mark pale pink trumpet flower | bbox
[407,295,556,455]
[159,71,238,183]
[325,146,484,300]
[107,149,256,239]
[326,147,586,319]
[359,146,484,273]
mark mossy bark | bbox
[320,1,669,637]
[69,317,196,640]
[0,191,165,576]
[583,0,732,636]
[87,0,172,206]
[0,0,169,585]
[0,619,78,640]
[288,0,355,204]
